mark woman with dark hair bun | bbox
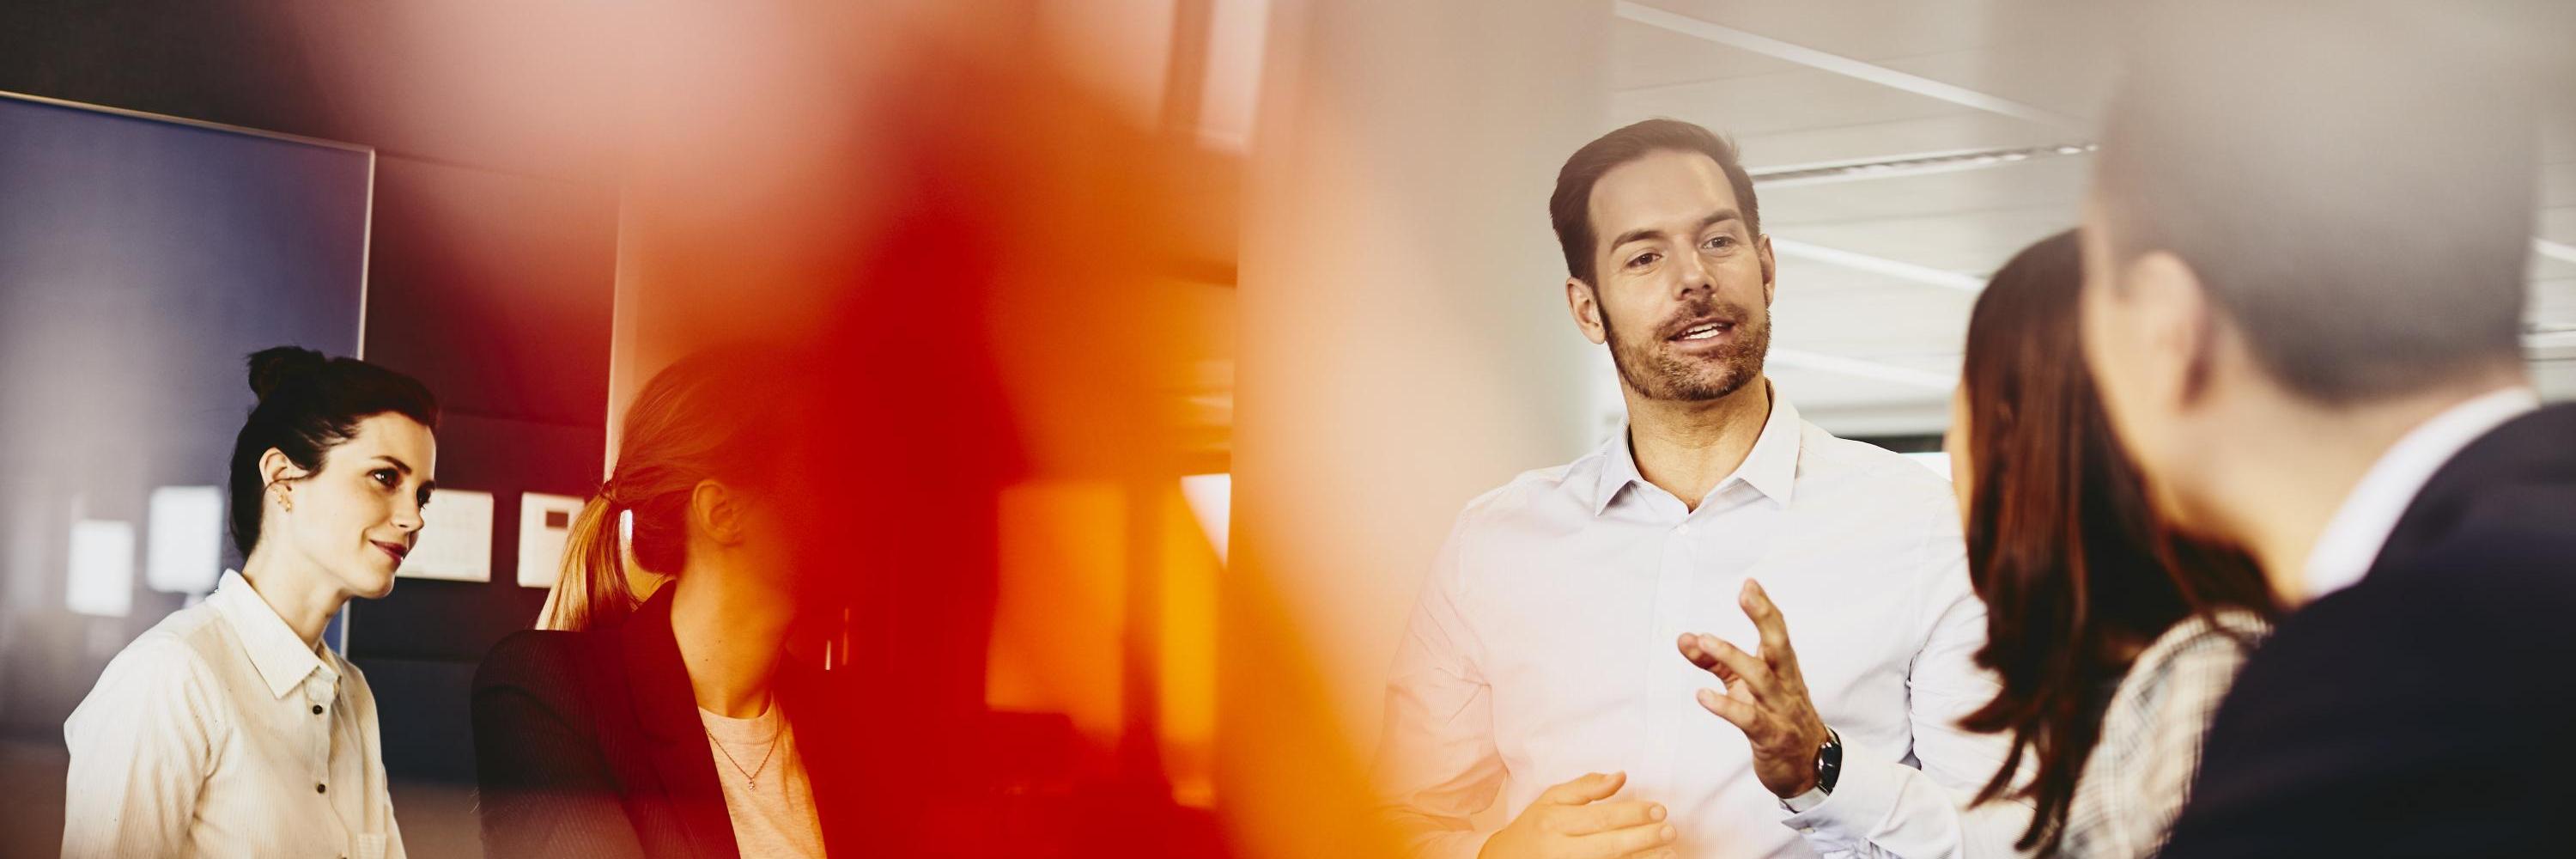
[62,345,438,859]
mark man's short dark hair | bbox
[2095,0,2537,404]
[1550,119,1760,287]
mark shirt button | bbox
[316,783,326,794]
[312,704,325,715]
[1675,523,1692,536]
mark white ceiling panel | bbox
[1631,0,2036,67]
[1607,17,1809,90]
[1613,64,1990,139]
[2532,278,2576,324]
[1760,155,2087,226]
[1772,270,1976,353]
[1589,1,2570,434]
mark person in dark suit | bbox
[475,585,861,859]
[474,347,876,859]
[2071,3,2573,856]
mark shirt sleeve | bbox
[1780,499,2034,858]
[379,813,407,859]
[1373,515,1507,859]
[472,638,651,859]
[61,636,226,859]
[2123,628,2252,856]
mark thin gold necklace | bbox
[706,717,782,789]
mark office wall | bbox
[1225,1,1613,853]
[0,93,372,738]
[348,152,617,780]
[0,94,375,858]
[0,8,625,853]
[0,130,619,859]
[335,152,617,858]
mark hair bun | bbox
[246,345,331,402]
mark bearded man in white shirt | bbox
[1373,119,2027,859]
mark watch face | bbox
[1817,731,1843,794]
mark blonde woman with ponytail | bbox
[532,488,665,631]
[471,346,848,859]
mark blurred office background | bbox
[0,2,2567,856]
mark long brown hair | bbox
[537,346,809,631]
[1953,230,2276,852]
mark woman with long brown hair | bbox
[1950,229,2277,856]
[1669,229,2278,856]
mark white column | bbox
[1224,0,1613,852]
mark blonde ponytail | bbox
[535,494,642,631]
[533,344,796,631]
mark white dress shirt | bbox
[1376,391,2026,859]
[64,570,405,859]
[2302,387,2540,600]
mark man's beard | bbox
[1602,296,1771,402]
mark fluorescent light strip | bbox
[1771,348,1959,390]
[1752,143,2096,187]
[1611,2,2087,129]
[1771,238,1986,292]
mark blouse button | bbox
[316,783,326,794]
[312,704,325,715]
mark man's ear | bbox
[690,479,748,545]
[1566,277,1607,345]
[258,448,308,505]
[1757,234,1777,306]
[2127,250,2218,407]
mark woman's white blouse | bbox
[63,570,405,859]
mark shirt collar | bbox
[1592,385,1804,515]
[2302,386,2540,600]
[208,570,335,700]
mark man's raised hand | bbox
[1676,579,1833,800]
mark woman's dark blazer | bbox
[471,585,859,859]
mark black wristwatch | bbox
[1814,727,1844,795]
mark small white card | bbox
[517,492,586,588]
[66,519,137,617]
[403,489,493,582]
[146,485,225,594]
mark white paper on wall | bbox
[146,485,226,594]
[66,519,137,617]
[402,489,494,582]
[1180,473,1231,565]
[517,492,586,588]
